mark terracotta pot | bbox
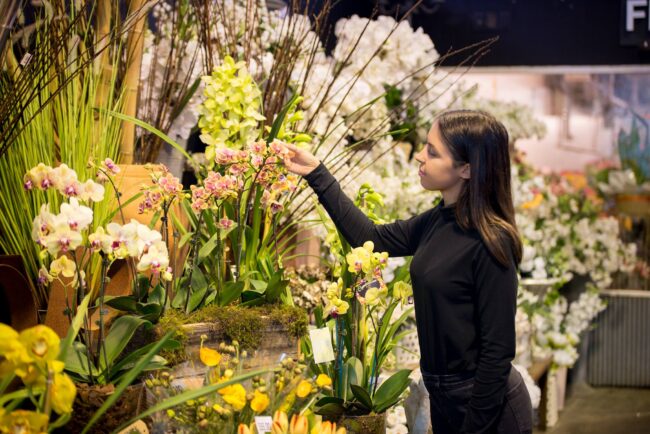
[337,412,387,434]
[63,383,145,434]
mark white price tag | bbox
[309,327,335,364]
[255,416,273,433]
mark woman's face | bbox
[414,123,469,192]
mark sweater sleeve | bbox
[461,245,518,433]
[303,162,431,257]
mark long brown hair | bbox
[436,109,522,267]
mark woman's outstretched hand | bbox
[280,142,321,176]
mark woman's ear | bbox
[460,163,471,180]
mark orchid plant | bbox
[169,57,310,313]
[303,186,414,419]
[24,161,178,386]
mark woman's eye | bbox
[427,147,437,156]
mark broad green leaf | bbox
[109,339,180,378]
[218,281,245,306]
[179,231,194,247]
[372,369,412,413]
[99,316,151,373]
[104,296,137,312]
[350,384,373,411]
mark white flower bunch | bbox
[386,404,409,434]
[529,286,606,368]
[27,162,172,291]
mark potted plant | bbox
[22,161,180,433]
[302,186,414,434]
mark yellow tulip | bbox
[289,414,308,434]
[50,373,77,414]
[295,380,312,398]
[0,410,49,434]
[272,410,289,434]
[316,374,332,388]
[199,346,222,367]
[250,390,270,413]
[18,325,60,363]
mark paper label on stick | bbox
[255,416,273,433]
[309,327,335,364]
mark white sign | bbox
[309,327,335,364]
[255,416,273,433]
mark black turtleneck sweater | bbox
[304,163,518,433]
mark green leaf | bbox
[268,94,300,142]
[179,231,194,248]
[345,357,364,398]
[372,369,412,413]
[82,333,176,434]
[63,342,98,381]
[198,231,220,263]
[113,367,270,433]
[188,267,209,312]
[104,296,137,313]
[149,284,165,306]
[59,294,91,361]
[134,275,150,301]
[218,281,245,306]
[109,340,180,381]
[98,316,151,374]
[137,302,163,322]
[351,384,373,411]
[102,109,191,160]
[265,269,288,302]
[314,402,346,418]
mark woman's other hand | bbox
[280,142,320,176]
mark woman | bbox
[283,109,533,434]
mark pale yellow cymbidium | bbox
[0,410,49,434]
[198,56,265,161]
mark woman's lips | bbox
[418,169,425,177]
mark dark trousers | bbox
[422,365,533,434]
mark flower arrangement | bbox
[514,162,637,288]
[524,285,607,369]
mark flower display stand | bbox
[158,312,305,388]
